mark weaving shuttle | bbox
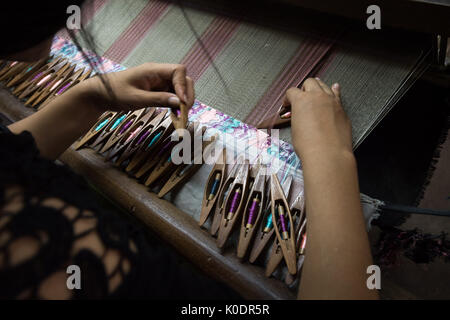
[210,160,241,236]
[265,189,305,276]
[237,165,267,259]
[270,173,297,275]
[248,175,292,263]
[199,148,227,227]
[216,159,250,249]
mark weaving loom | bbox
[0,0,449,299]
[68,0,445,147]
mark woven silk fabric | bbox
[62,0,427,148]
[62,0,333,134]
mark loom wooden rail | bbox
[0,86,294,300]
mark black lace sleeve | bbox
[0,126,240,299]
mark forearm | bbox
[298,149,378,299]
[8,80,103,160]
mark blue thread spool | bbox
[147,131,162,149]
[95,118,110,131]
[264,210,273,233]
[208,173,221,200]
[110,115,126,131]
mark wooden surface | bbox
[0,86,295,299]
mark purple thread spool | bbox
[156,140,173,158]
[227,188,241,220]
[56,81,72,95]
[31,72,43,81]
[136,130,150,145]
[278,205,289,240]
[119,120,133,135]
[246,196,260,228]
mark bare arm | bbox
[8,83,103,159]
[8,63,195,160]
[286,78,378,300]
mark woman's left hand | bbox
[82,62,195,112]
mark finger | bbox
[331,83,341,98]
[134,89,181,109]
[185,76,195,109]
[171,65,187,103]
[285,87,303,106]
[142,63,187,101]
[282,95,291,107]
[302,78,322,92]
[315,77,333,95]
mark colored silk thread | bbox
[119,120,133,134]
[49,79,63,91]
[110,115,126,131]
[278,205,289,240]
[208,173,221,201]
[95,118,110,131]
[36,74,52,86]
[280,111,291,119]
[31,72,43,81]
[156,140,173,158]
[227,188,241,220]
[263,206,274,232]
[125,125,143,144]
[136,130,150,145]
[147,131,162,149]
[246,194,260,229]
[264,208,273,233]
[56,81,72,95]
[299,233,307,255]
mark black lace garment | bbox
[0,125,240,299]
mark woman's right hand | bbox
[288,79,379,300]
[81,62,195,112]
[285,78,353,161]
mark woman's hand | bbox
[82,62,195,112]
[285,78,352,161]
[9,63,195,159]
[287,80,377,299]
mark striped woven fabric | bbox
[67,0,427,147]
